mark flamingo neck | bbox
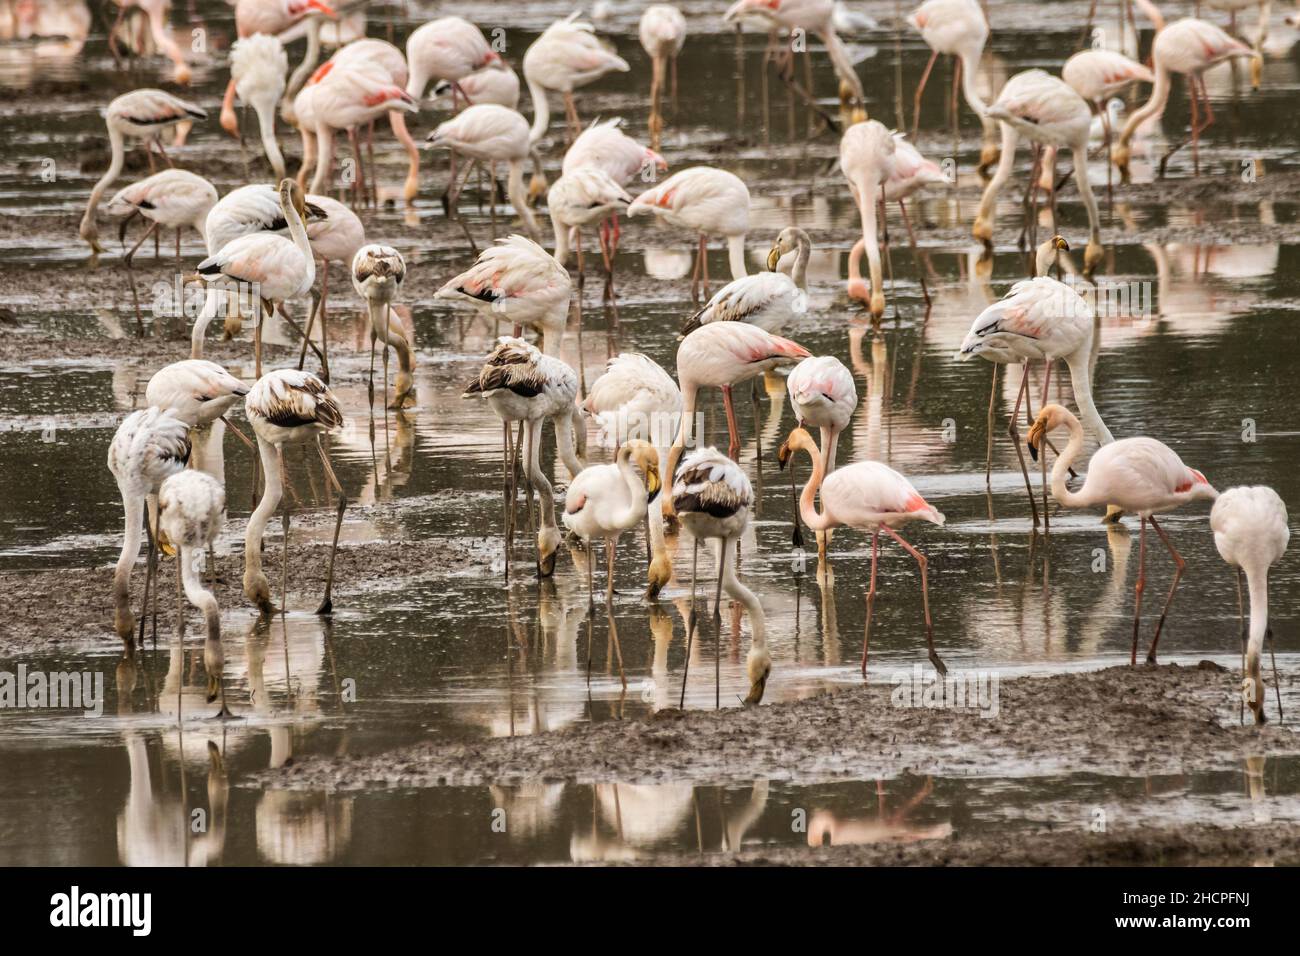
[721,547,765,649]
[1064,353,1115,445]
[615,445,648,528]
[285,17,322,101]
[1133,0,1165,30]
[507,159,538,237]
[727,234,748,280]
[282,191,316,287]
[791,235,810,290]
[552,406,585,479]
[244,438,283,579]
[854,186,883,303]
[526,76,550,145]
[1118,64,1171,151]
[797,438,834,532]
[551,213,571,265]
[114,492,144,635]
[179,545,220,643]
[255,101,286,179]
[958,49,989,116]
[1049,412,1090,509]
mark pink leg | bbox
[861,529,879,676]
[721,385,741,461]
[1131,516,1147,666]
[884,526,945,675]
[1145,516,1185,665]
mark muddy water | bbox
[2,1,1300,864]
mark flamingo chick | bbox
[352,244,414,410]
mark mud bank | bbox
[259,663,1298,792]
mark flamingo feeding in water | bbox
[78,88,206,253]
[243,368,347,616]
[546,166,632,286]
[1026,403,1218,666]
[108,406,191,652]
[672,446,770,706]
[230,33,290,178]
[405,16,504,102]
[839,119,897,320]
[628,166,751,303]
[157,470,230,716]
[352,244,414,410]
[907,0,993,158]
[638,4,686,150]
[778,426,948,676]
[1211,485,1289,725]
[784,354,858,558]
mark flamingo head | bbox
[645,549,671,600]
[204,637,225,705]
[625,439,662,502]
[978,141,1000,177]
[767,226,809,272]
[1026,403,1071,462]
[744,645,771,706]
[278,177,309,223]
[869,288,886,319]
[777,426,815,471]
[846,275,870,303]
[1111,141,1131,183]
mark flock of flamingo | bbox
[89,0,1289,724]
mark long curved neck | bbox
[1118,63,1171,151]
[854,184,883,300]
[191,289,221,358]
[1064,353,1114,445]
[179,545,220,643]
[721,551,765,649]
[507,158,538,237]
[552,213,571,265]
[244,439,283,579]
[114,492,144,631]
[976,122,1018,228]
[525,420,556,526]
[1048,413,1091,509]
[310,124,333,194]
[527,76,550,145]
[387,110,420,202]
[1133,0,1165,30]
[1069,144,1102,247]
[282,192,315,286]
[796,439,834,531]
[615,447,647,527]
[83,126,125,224]
[551,406,585,478]
[818,28,863,101]
[727,234,748,280]
[957,48,988,116]
[791,237,810,289]
[256,101,286,179]
[285,17,321,101]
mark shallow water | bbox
[2,1,1299,864]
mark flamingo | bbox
[107,0,190,84]
[222,0,337,137]
[145,359,249,429]
[191,183,327,357]
[627,166,751,303]
[191,179,315,379]
[874,131,947,307]
[427,104,541,241]
[230,33,289,178]
[839,119,897,319]
[959,236,1115,527]
[638,3,686,149]
[778,426,947,675]
[723,0,865,110]
[435,234,572,357]
[546,166,631,285]
[464,337,584,579]
[562,118,666,267]
[1113,19,1256,180]
[1211,485,1289,724]
[78,88,206,253]
[243,368,347,616]
[157,470,230,716]
[784,354,858,558]
[1204,0,1270,88]
[563,437,661,617]
[1026,403,1218,666]
[975,69,1105,275]
[665,322,810,499]
[432,63,521,109]
[1059,48,1154,201]
[907,0,991,151]
[106,169,217,333]
[297,193,366,381]
[672,446,769,706]
[583,352,683,598]
[352,244,414,410]
[108,406,191,652]
[405,16,503,102]
[523,13,630,144]
[680,227,812,336]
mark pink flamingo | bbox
[1027,403,1219,666]
[839,119,896,319]
[779,426,947,675]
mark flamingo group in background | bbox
[638,4,686,150]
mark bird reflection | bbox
[806,777,951,848]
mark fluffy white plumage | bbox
[158,470,225,553]
[245,368,344,445]
[787,355,858,435]
[563,118,665,184]
[108,406,192,500]
[683,270,803,334]
[639,5,686,59]
[145,359,249,427]
[405,16,501,100]
[106,169,218,237]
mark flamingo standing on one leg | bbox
[157,470,230,716]
[231,33,290,178]
[465,337,584,579]
[1112,18,1256,180]
[78,89,206,253]
[672,446,769,706]
[639,4,686,150]
[627,166,751,303]
[785,354,857,558]
[959,236,1116,528]
[106,169,217,333]
[584,352,683,598]
[840,119,897,320]
[352,244,414,410]
[1211,485,1289,724]
[523,13,630,145]
[108,407,191,652]
[1027,403,1218,666]
[975,69,1105,275]
[666,322,810,498]
[435,234,572,356]
[778,426,948,675]
[243,368,347,615]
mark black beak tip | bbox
[1027,442,1039,462]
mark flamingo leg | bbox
[314,436,347,615]
[898,198,931,307]
[912,50,938,141]
[1144,515,1185,665]
[984,363,998,487]
[861,529,879,676]
[721,385,741,461]
[713,538,726,710]
[1237,567,1246,725]
[501,422,511,583]
[123,219,159,336]
[1007,363,1041,528]
[679,537,699,708]
[884,526,945,675]
[690,233,704,303]
[1131,515,1147,666]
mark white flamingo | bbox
[562,118,666,264]
[680,227,812,336]
[352,244,414,410]
[840,119,897,319]
[243,368,347,616]
[157,470,230,716]
[672,446,769,705]
[1211,485,1289,724]
[523,13,630,144]
[638,3,686,149]
[405,16,504,102]
[231,33,289,178]
[298,193,366,381]
[627,166,751,302]
[547,166,632,283]
[78,88,206,252]
[724,0,864,108]
[108,407,191,651]
[907,0,990,147]
[1027,403,1219,666]
[145,359,249,428]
